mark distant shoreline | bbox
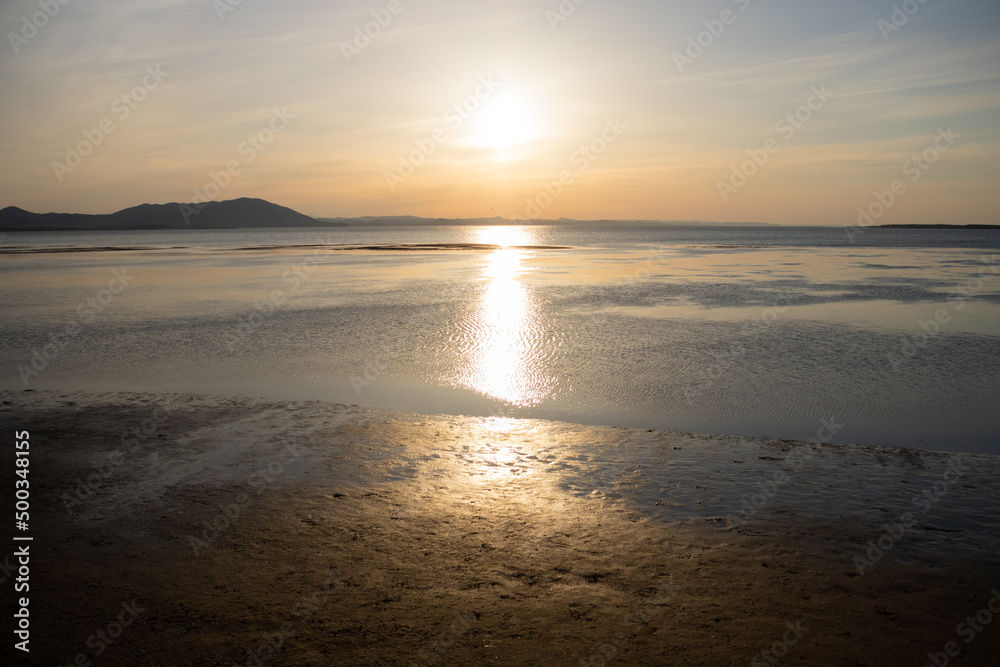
[876,223,1000,229]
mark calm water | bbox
[1,225,998,453]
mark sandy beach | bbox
[5,389,999,666]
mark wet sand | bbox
[4,390,1000,666]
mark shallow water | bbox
[1,225,998,453]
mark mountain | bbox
[1,200,781,231]
[0,198,347,231]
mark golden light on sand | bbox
[456,228,551,406]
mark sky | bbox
[1,0,998,224]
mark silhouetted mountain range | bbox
[0,198,787,231]
[0,198,344,231]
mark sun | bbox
[463,89,539,151]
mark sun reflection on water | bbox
[455,227,553,407]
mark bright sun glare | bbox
[464,90,539,151]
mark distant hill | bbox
[1,200,783,231]
[0,198,347,231]
[318,215,776,227]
